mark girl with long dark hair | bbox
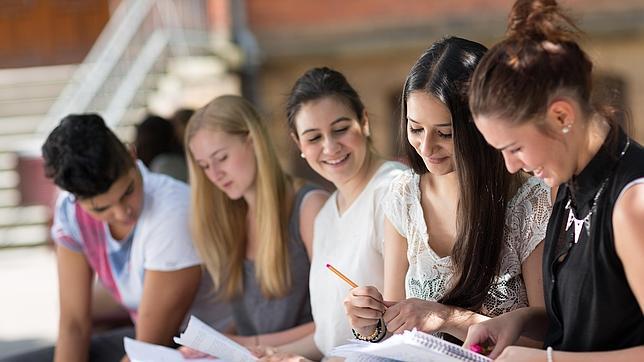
[345,36,552,343]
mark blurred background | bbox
[1,0,643,358]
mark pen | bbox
[326,263,358,288]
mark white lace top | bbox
[384,171,552,316]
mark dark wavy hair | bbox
[42,113,134,199]
[401,37,525,311]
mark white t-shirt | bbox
[52,161,230,329]
[384,171,552,316]
[309,161,407,355]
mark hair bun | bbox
[507,0,578,43]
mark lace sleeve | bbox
[382,170,414,239]
[508,177,553,263]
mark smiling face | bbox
[188,128,257,200]
[77,167,143,228]
[292,96,370,187]
[406,92,455,175]
[474,114,573,187]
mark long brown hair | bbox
[401,37,525,311]
[185,95,292,300]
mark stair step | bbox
[0,64,77,86]
[0,82,67,103]
[0,116,42,136]
[0,153,18,170]
[0,189,21,207]
[0,97,56,118]
[0,205,50,227]
[0,170,19,189]
[0,134,44,153]
[0,224,49,248]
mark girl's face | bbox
[189,128,257,200]
[474,114,572,187]
[406,92,455,175]
[292,96,370,187]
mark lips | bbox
[323,153,350,166]
[426,156,447,164]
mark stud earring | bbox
[300,153,305,159]
[562,125,571,134]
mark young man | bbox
[12,114,229,362]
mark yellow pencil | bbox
[326,263,358,288]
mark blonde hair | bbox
[185,95,292,300]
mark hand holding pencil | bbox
[327,263,387,337]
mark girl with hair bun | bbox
[464,0,644,360]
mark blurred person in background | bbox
[134,114,187,182]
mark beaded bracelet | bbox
[352,318,387,343]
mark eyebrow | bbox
[208,147,227,159]
[92,180,134,212]
[499,142,517,151]
[407,117,451,127]
[300,117,353,135]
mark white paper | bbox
[330,329,491,362]
[124,337,217,362]
[173,315,257,362]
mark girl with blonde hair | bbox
[185,95,328,349]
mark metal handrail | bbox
[38,0,212,135]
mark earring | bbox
[562,125,571,134]
[300,153,305,159]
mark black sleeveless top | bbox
[231,184,319,335]
[543,128,644,351]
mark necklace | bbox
[564,138,630,244]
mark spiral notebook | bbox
[330,329,491,362]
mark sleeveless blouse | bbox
[544,129,644,351]
[384,171,552,317]
[231,184,320,335]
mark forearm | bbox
[276,332,323,361]
[550,346,644,362]
[54,320,92,362]
[440,306,490,341]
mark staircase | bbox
[0,0,240,248]
[0,65,76,247]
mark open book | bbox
[173,315,257,362]
[330,329,492,362]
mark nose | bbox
[322,136,341,155]
[205,163,225,183]
[114,203,132,221]
[502,151,524,174]
[419,132,435,157]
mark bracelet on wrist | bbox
[352,318,387,343]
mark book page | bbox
[173,315,258,362]
[124,337,219,362]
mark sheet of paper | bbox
[174,315,257,362]
[124,337,218,362]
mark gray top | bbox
[231,184,319,335]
